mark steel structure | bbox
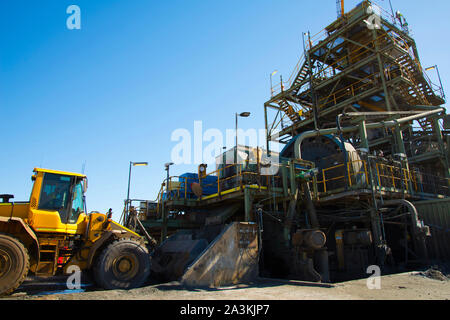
[265,0,448,177]
[131,1,450,284]
[259,0,450,281]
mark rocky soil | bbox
[3,269,449,301]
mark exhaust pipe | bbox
[0,194,14,203]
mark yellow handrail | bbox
[271,32,388,97]
[317,159,425,194]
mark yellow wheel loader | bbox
[0,168,155,296]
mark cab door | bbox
[65,180,88,235]
[29,173,74,233]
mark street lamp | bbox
[161,162,174,242]
[270,70,278,97]
[164,162,174,194]
[425,65,445,100]
[235,112,251,165]
[126,161,148,218]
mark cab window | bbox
[38,173,73,223]
[69,181,84,223]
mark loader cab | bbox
[28,168,88,234]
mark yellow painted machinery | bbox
[0,168,154,296]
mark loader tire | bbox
[0,233,30,296]
[93,238,150,290]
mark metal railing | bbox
[157,162,275,202]
[154,158,316,205]
[405,132,441,158]
[268,4,438,104]
[271,32,391,98]
[317,156,450,197]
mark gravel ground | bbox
[3,270,449,300]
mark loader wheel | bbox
[0,233,30,296]
[93,239,150,290]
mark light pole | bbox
[164,162,174,194]
[126,161,148,220]
[270,70,278,97]
[235,112,251,165]
[388,0,395,24]
[162,162,174,241]
[426,65,446,100]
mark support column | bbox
[394,123,407,155]
[284,188,299,246]
[161,202,167,243]
[264,104,270,154]
[281,164,289,198]
[359,120,370,150]
[361,120,383,246]
[305,32,319,130]
[244,187,253,222]
[432,117,450,179]
[370,209,383,247]
[394,123,414,194]
[372,29,392,111]
[289,161,297,196]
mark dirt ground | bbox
[3,271,449,300]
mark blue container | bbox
[178,173,218,197]
[201,175,218,195]
[178,173,198,195]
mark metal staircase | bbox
[291,60,310,95]
[278,99,301,123]
[266,0,445,140]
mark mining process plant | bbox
[120,0,450,286]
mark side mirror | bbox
[83,178,88,193]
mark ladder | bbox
[35,239,59,277]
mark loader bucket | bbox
[151,222,259,287]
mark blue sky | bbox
[1,0,449,221]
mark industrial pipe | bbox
[293,108,445,159]
[303,182,320,229]
[380,199,429,261]
[380,199,421,231]
[381,199,427,251]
